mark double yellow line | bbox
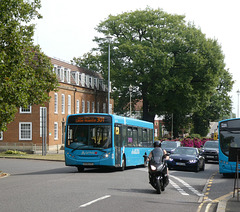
[197,171,233,212]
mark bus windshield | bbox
[219,119,240,156]
[220,130,240,156]
[66,125,112,150]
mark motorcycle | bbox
[147,157,169,194]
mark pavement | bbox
[222,194,240,212]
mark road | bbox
[0,159,234,212]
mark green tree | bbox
[73,8,232,129]
[0,0,59,131]
[191,69,233,136]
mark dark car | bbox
[167,147,205,172]
[161,141,181,154]
[201,140,219,162]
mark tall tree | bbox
[0,0,59,131]
[73,8,232,127]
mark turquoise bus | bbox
[65,113,154,172]
[219,118,240,176]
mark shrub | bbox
[181,138,209,148]
[4,150,26,155]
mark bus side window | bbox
[132,128,138,147]
[142,129,147,147]
[138,128,143,147]
[128,127,133,146]
[149,129,153,147]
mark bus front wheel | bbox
[77,166,84,172]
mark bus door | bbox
[114,124,122,167]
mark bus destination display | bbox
[68,115,111,124]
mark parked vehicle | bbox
[167,147,205,172]
[148,157,169,194]
[161,141,181,154]
[201,140,219,162]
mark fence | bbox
[0,142,64,154]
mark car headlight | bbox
[168,158,174,162]
[189,159,197,163]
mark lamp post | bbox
[237,89,240,118]
[106,35,112,114]
[129,85,133,117]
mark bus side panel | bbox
[124,147,152,167]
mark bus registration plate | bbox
[176,162,185,166]
[83,163,94,166]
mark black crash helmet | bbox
[154,140,161,148]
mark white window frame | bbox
[0,131,3,140]
[68,95,71,115]
[20,105,32,113]
[54,93,58,114]
[54,122,58,140]
[62,94,65,114]
[76,100,80,113]
[87,101,90,113]
[19,122,32,140]
[82,100,85,113]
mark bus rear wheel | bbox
[120,156,126,171]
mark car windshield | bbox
[66,125,112,149]
[174,148,197,155]
[162,142,178,148]
[204,142,218,148]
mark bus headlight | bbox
[102,153,110,158]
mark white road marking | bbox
[79,195,111,208]
[170,175,204,197]
[169,179,189,195]
[138,168,204,197]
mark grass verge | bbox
[0,153,64,161]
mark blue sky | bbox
[33,0,240,116]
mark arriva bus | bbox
[219,118,240,176]
[65,113,154,172]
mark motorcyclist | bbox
[147,140,169,185]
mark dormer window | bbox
[94,78,99,89]
[89,77,92,88]
[58,66,64,82]
[72,71,79,85]
[80,73,85,87]
[64,68,70,83]
[86,75,89,87]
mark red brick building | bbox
[0,58,112,151]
